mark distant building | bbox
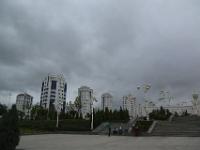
[122,94,136,119]
[40,74,67,112]
[78,86,93,119]
[16,93,33,117]
[101,93,113,111]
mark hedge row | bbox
[19,119,90,131]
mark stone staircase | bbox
[150,116,200,136]
[92,122,109,135]
[93,119,136,135]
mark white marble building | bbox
[144,105,194,116]
[142,100,200,117]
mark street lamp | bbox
[55,99,63,128]
[192,93,198,105]
[192,92,199,115]
[137,84,151,120]
[90,96,97,130]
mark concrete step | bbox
[149,116,200,137]
[154,129,200,131]
[93,122,129,135]
[154,126,200,129]
[153,131,200,133]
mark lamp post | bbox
[90,96,97,130]
[192,92,199,115]
[138,104,142,117]
[159,90,174,106]
[137,84,151,120]
[55,99,62,128]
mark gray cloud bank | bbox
[0,0,200,107]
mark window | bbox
[64,84,67,93]
[51,80,57,90]
[51,91,56,94]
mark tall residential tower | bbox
[122,94,136,119]
[40,74,67,112]
[101,93,113,111]
[78,86,93,119]
[16,93,33,117]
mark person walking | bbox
[108,123,111,137]
[119,126,122,135]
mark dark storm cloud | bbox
[0,0,200,106]
[0,0,89,91]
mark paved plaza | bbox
[17,134,200,150]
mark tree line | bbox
[29,104,129,123]
[93,107,129,127]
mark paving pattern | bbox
[17,134,200,150]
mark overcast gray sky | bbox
[0,0,200,107]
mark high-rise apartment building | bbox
[101,93,113,111]
[16,93,33,117]
[40,74,67,112]
[78,86,93,119]
[122,94,136,119]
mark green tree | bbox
[93,108,129,128]
[0,105,20,150]
[31,104,40,120]
[149,107,172,120]
[18,111,25,120]
[74,96,82,118]
[48,104,56,120]
[119,106,123,120]
[31,104,48,120]
[0,103,7,116]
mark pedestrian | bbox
[119,126,122,135]
[108,123,111,137]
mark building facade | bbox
[122,94,136,119]
[101,93,113,111]
[16,93,33,117]
[40,74,67,112]
[143,100,198,117]
[78,86,93,119]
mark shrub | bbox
[174,112,179,117]
[135,120,153,132]
[0,105,20,150]
[181,110,189,116]
[149,107,172,120]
